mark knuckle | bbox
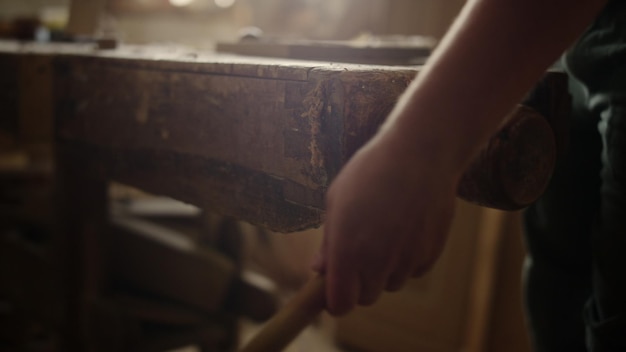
[358,290,381,306]
[412,258,437,277]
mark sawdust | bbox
[300,82,326,182]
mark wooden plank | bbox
[44,45,415,232]
[1,42,568,232]
[54,146,108,351]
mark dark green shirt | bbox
[566,0,626,107]
[566,0,626,183]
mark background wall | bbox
[0,0,467,46]
[0,0,67,17]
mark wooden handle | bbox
[239,275,326,352]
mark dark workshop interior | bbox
[0,0,551,351]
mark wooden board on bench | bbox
[0,41,568,233]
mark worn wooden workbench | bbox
[0,40,568,351]
[0,40,567,232]
[1,41,422,233]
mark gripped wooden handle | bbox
[239,275,326,352]
[239,105,557,352]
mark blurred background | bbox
[0,0,464,46]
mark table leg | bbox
[55,147,107,351]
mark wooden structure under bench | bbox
[0,40,569,351]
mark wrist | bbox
[375,117,477,185]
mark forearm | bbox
[379,0,607,178]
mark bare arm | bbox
[316,0,608,316]
[383,0,608,174]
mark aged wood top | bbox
[0,41,567,232]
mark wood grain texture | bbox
[457,105,556,210]
[1,41,567,232]
[19,41,414,232]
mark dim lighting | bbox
[214,0,236,8]
[169,0,196,7]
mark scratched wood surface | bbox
[0,41,566,232]
[0,41,416,231]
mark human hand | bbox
[311,133,459,316]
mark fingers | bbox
[357,251,395,306]
[319,172,456,317]
[323,232,442,315]
[410,211,451,278]
[325,227,399,314]
[326,256,390,313]
[412,259,437,278]
[385,255,414,292]
[310,229,329,274]
[324,221,387,314]
[326,248,360,316]
[322,209,358,316]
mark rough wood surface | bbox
[1,41,567,232]
[1,41,416,231]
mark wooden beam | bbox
[4,42,416,231]
[1,41,568,232]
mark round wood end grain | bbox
[498,107,556,207]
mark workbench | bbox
[0,40,568,351]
